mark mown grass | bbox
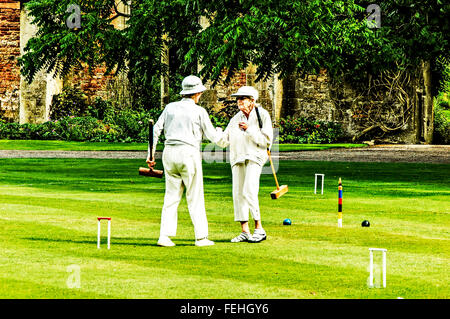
[0,140,367,152]
[0,158,448,299]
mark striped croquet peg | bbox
[97,217,111,249]
[338,178,343,227]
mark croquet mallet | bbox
[255,107,288,199]
[138,119,163,178]
[267,148,288,199]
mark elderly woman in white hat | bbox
[147,75,223,247]
[217,86,273,243]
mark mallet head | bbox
[270,184,288,199]
[138,167,163,178]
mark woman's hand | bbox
[239,122,248,131]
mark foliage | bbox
[86,97,116,122]
[364,1,450,67]
[17,0,127,83]
[433,102,450,144]
[189,1,388,84]
[19,0,449,85]
[50,87,88,120]
[433,57,450,144]
[276,116,343,144]
[0,117,120,142]
[435,56,450,110]
[1,88,167,143]
[202,100,237,129]
[16,0,450,143]
[437,56,450,97]
[3,87,346,144]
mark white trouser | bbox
[232,160,262,222]
[160,145,208,240]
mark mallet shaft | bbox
[267,149,280,190]
[149,119,155,161]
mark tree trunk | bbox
[422,60,434,144]
[160,34,170,109]
[414,77,423,144]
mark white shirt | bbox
[149,98,223,158]
[217,106,273,167]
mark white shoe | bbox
[249,229,266,243]
[195,238,215,247]
[231,232,252,243]
[157,236,175,247]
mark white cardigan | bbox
[217,106,273,167]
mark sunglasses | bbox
[236,96,251,101]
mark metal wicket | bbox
[97,217,111,249]
[314,173,324,194]
[369,248,387,288]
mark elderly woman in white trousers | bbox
[147,75,223,247]
[217,86,273,243]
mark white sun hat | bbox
[231,86,259,101]
[179,75,207,95]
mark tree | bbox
[18,0,382,102]
[18,0,449,141]
[187,0,386,83]
[351,0,450,142]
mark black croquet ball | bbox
[283,218,292,225]
[362,220,370,227]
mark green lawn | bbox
[0,140,367,152]
[0,158,448,298]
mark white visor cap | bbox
[231,86,259,101]
[179,75,207,95]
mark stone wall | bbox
[0,0,20,121]
[281,68,419,143]
[282,69,335,121]
[19,4,54,124]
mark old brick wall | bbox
[61,65,131,109]
[62,3,130,109]
[65,65,116,103]
[0,0,20,122]
[200,65,280,123]
[0,1,130,124]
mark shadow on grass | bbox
[22,236,206,247]
[22,236,156,247]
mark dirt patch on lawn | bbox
[0,145,448,164]
[275,145,450,164]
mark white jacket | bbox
[217,106,273,167]
[149,98,223,158]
